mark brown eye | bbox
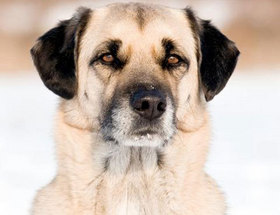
[102,54,114,63]
[167,55,179,64]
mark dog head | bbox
[31,3,239,147]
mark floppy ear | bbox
[199,20,240,101]
[30,7,91,99]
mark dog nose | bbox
[130,90,166,120]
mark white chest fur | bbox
[100,146,180,215]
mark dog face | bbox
[31,3,239,147]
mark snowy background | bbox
[0,0,280,215]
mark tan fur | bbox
[32,3,226,215]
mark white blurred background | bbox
[0,0,279,214]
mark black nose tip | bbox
[130,90,166,120]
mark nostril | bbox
[141,100,150,111]
[157,101,166,112]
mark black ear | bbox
[199,20,240,101]
[30,7,91,99]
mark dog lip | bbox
[132,129,157,136]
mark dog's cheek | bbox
[175,70,195,120]
[175,68,208,131]
[76,70,105,125]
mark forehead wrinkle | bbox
[136,6,145,30]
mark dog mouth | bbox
[132,129,157,136]
[129,129,159,141]
[101,113,175,147]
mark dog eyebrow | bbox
[161,38,176,54]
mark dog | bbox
[30,3,239,215]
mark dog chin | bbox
[119,134,165,147]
